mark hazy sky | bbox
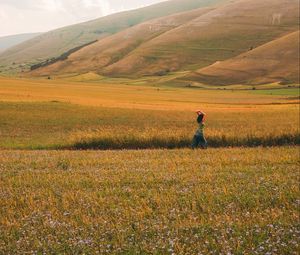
[0,0,166,37]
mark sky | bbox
[0,0,166,37]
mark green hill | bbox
[0,0,225,74]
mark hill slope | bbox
[30,7,215,76]
[31,0,300,80]
[0,0,225,74]
[0,33,41,53]
[183,30,300,85]
[102,0,299,77]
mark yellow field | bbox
[0,77,299,254]
[0,77,299,110]
[1,147,299,254]
[0,77,299,149]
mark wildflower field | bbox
[0,77,299,254]
[0,148,299,254]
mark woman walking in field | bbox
[191,110,207,149]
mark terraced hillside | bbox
[0,0,225,74]
[31,0,299,81]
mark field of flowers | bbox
[0,147,299,254]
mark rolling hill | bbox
[30,7,215,76]
[102,0,300,78]
[0,0,225,74]
[30,0,300,82]
[0,33,41,53]
[183,30,300,85]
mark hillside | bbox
[30,0,300,80]
[102,0,300,77]
[30,7,215,76]
[183,30,300,85]
[0,0,225,74]
[0,33,41,52]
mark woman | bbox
[191,110,207,149]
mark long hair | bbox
[197,114,204,123]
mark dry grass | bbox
[0,77,299,149]
[69,107,300,150]
[0,147,299,254]
[0,77,298,110]
[0,100,298,149]
[0,77,299,254]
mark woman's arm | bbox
[196,110,206,116]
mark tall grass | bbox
[0,101,299,150]
[68,132,300,150]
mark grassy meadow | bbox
[0,77,299,149]
[1,147,299,254]
[0,77,299,254]
[0,101,299,150]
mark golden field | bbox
[0,0,299,253]
[0,77,299,254]
[1,77,298,110]
[0,147,299,254]
[0,77,299,149]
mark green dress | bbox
[195,123,205,136]
[192,123,207,149]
